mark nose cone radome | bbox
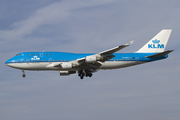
[5,59,11,65]
[5,58,16,68]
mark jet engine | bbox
[60,71,76,76]
[85,56,97,63]
[61,62,73,69]
[85,55,103,63]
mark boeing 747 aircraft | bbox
[5,29,173,79]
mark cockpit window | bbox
[16,54,20,56]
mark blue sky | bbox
[0,0,180,120]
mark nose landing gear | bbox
[22,70,26,78]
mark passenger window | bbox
[16,54,20,56]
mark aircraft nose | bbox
[5,58,15,67]
[5,59,12,66]
[6,63,11,67]
[5,59,19,69]
[5,59,10,65]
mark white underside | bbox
[6,61,146,71]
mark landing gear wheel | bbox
[22,70,26,78]
[89,73,93,77]
[22,74,26,78]
[80,76,84,79]
[85,72,93,77]
[78,71,85,79]
[78,70,93,79]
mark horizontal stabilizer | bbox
[146,50,174,58]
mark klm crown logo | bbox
[152,39,160,43]
[148,39,164,49]
[31,56,40,60]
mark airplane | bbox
[5,29,173,79]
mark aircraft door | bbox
[49,58,52,63]
[136,57,139,61]
[26,58,30,63]
[40,52,43,57]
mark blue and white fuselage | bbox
[5,29,173,79]
[5,52,167,70]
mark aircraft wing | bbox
[77,40,134,62]
[99,40,134,57]
[75,40,134,70]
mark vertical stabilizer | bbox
[136,29,172,53]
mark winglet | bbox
[125,40,134,45]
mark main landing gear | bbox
[78,70,93,79]
[22,70,26,78]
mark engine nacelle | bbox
[85,56,97,63]
[60,71,76,76]
[61,62,72,69]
